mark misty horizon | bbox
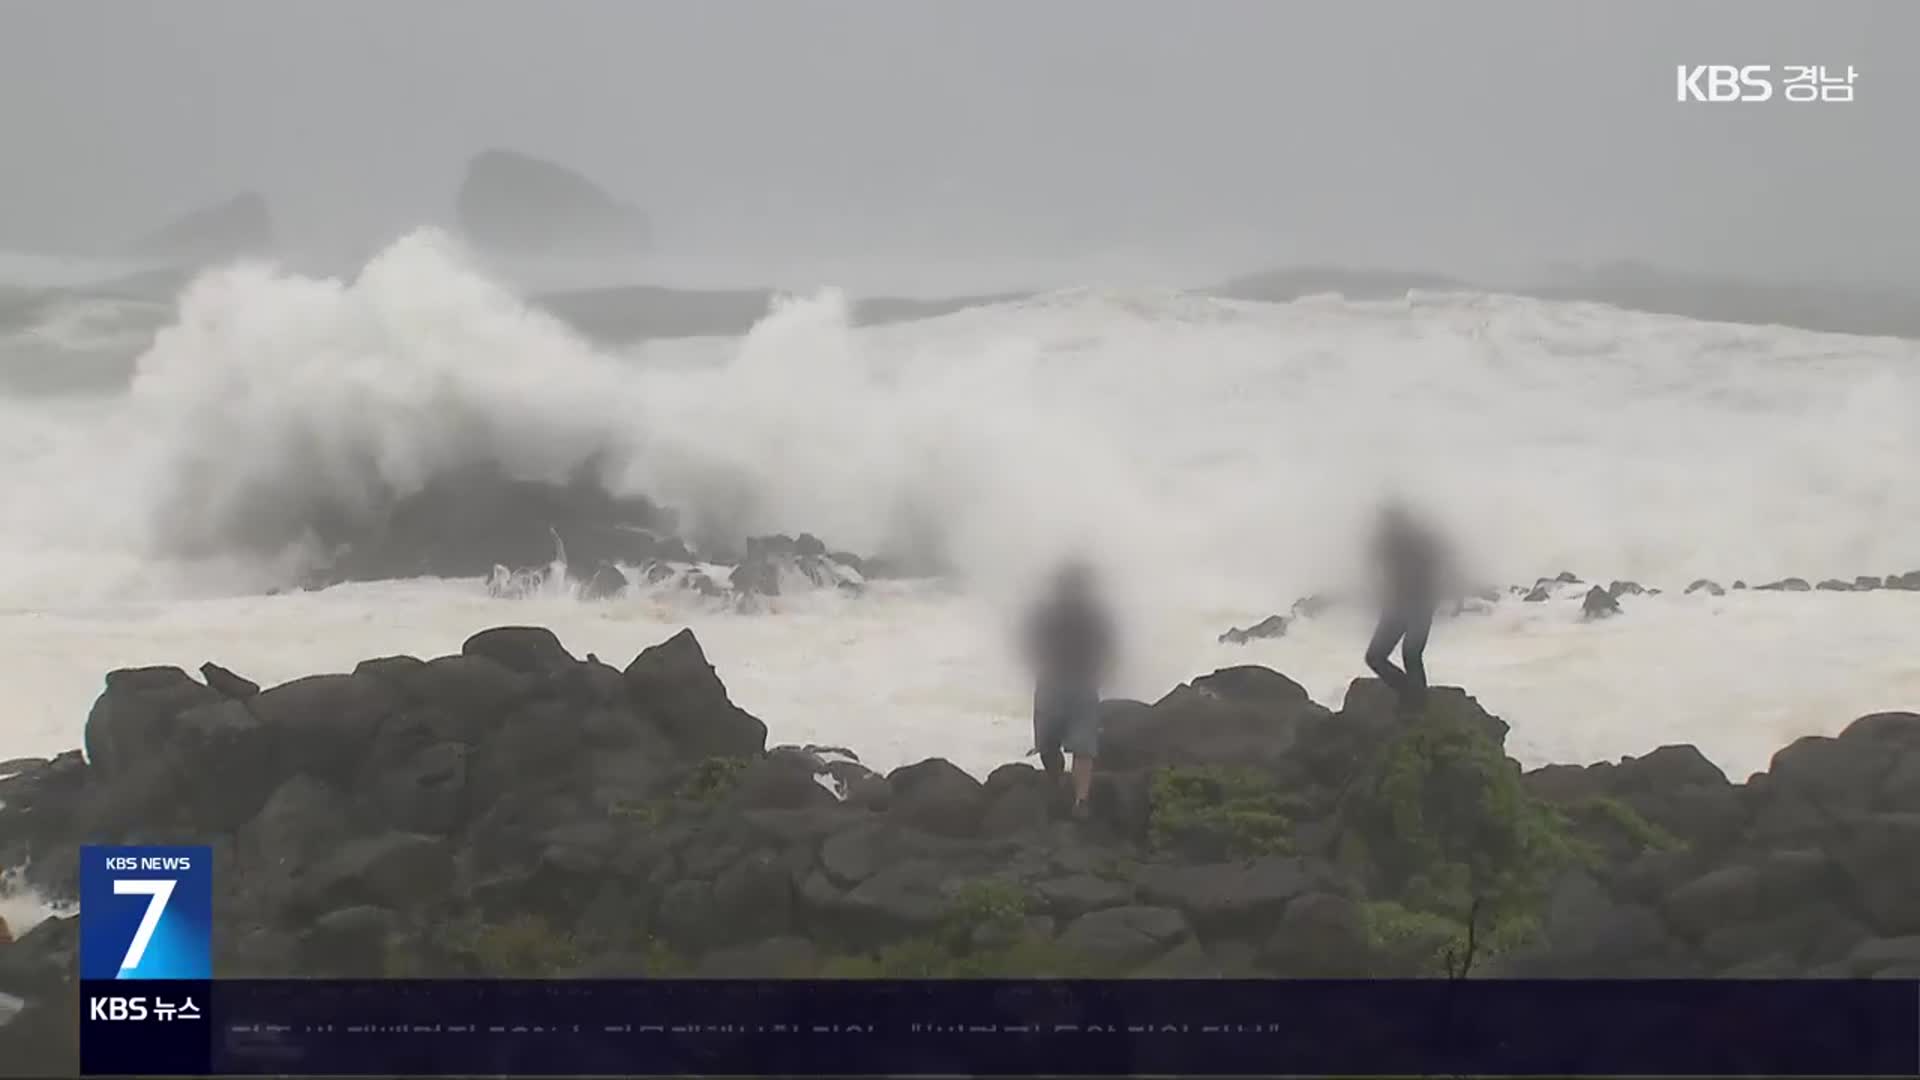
[2,0,1916,291]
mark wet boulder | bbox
[83,667,223,778]
[885,759,986,838]
[622,630,767,759]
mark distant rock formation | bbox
[131,193,273,262]
[1581,586,1622,620]
[1217,615,1290,646]
[455,149,650,255]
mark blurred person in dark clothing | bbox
[1023,560,1114,820]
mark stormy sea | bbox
[0,230,1915,822]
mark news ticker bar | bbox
[79,977,1920,1077]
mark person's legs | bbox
[1399,605,1434,710]
[1069,754,1094,813]
[1033,686,1066,781]
[1365,610,1410,695]
[1061,686,1102,818]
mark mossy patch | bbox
[637,934,694,977]
[388,914,583,977]
[607,798,665,825]
[1571,796,1687,854]
[1148,765,1297,859]
[677,756,749,802]
[815,877,1121,978]
[947,878,1031,935]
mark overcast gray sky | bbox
[1,0,1914,285]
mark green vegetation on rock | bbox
[1148,765,1297,858]
[1360,900,1541,977]
[677,756,749,802]
[947,878,1031,936]
[1353,708,1578,967]
[637,934,694,977]
[385,914,583,977]
[818,877,1123,979]
[1572,796,1687,854]
[607,798,665,825]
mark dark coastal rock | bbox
[729,535,865,600]
[250,673,400,785]
[1057,906,1192,966]
[574,561,630,600]
[1607,580,1645,598]
[1034,874,1134,918]
[279,462,874,607]
[1523,585,1551,602]
[1136,857,1343,934]
[1816,579,1855,592]
[298,906,399,976]
[885,759,986,838]
[1757,577,1812,592]
[83,667,223,778]
[455,149,650,255]
[375,742,470,835]
[199,663,261,700]
[622,630,767,759]
[835,860,952,936]
[310,462,677,588]
[1101,666,1328,771]
[1217,614,1289,645]
[3,619,1916,1079]
[462,626,576,676]
[1831,814,1920,935]
[294,832,453,917]
[1290,593,1340,618]
[1662,852,1837,939]
[1581,586,1622,619]
[733,750,844,812]
[170,701,282,831]
[979,764,1054,836]
[1685,579,1725,596]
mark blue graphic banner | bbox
[78,976,1920,1076]
[78,845,212,980]
[77,845,216,1075]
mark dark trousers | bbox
[1366,601,1434,709]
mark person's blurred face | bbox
[1056,561,1093,601]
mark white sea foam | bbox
[0,233,1914,781]
[0,862,69,940]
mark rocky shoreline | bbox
[2,625,1917,1072]
[1217,568,1920,643]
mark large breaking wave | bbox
[0,229,1916,618]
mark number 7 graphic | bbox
[113,879,175,973]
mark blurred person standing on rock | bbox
[1364,499,1449,714]
[1023,559,1115,821]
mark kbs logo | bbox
[1678,64,1858,103]
[89,996,149,1021]
[1677,65,1772,102]
[79,845,213,980]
